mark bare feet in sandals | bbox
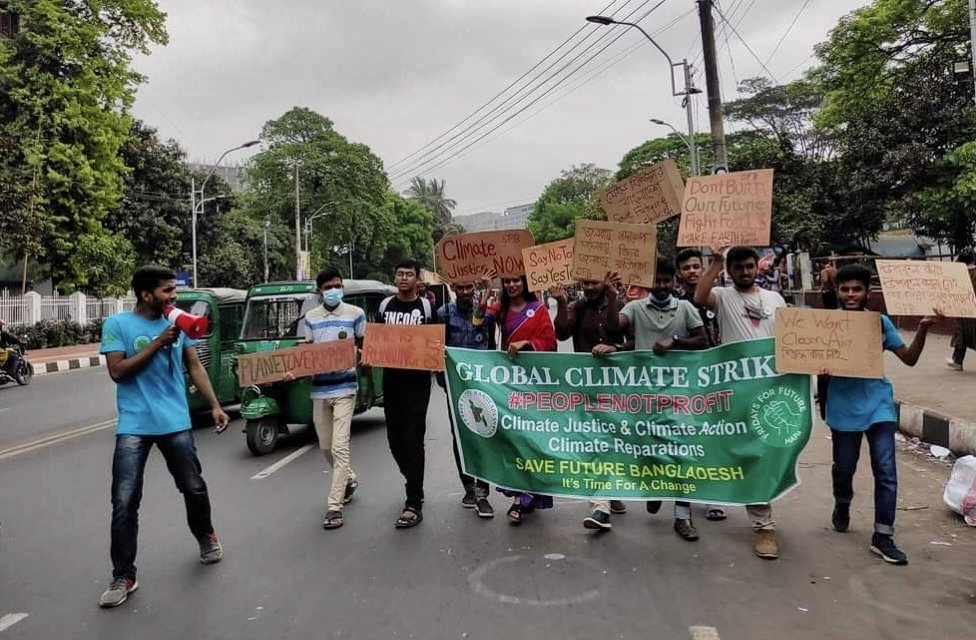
[395,506,423,529]
[322,510,344,529]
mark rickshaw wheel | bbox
[245,417,281,456]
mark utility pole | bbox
[294,163,301,280]
[190,177,197,287]
[263,218,270,283]
[683,60,700,176]
[697,0,727,171]
[969,0,976,104]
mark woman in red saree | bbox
[491,275,557,524]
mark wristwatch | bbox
[672,333,682,344]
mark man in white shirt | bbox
[695,246,787,560]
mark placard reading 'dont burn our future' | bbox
[676,169,774,248]
[523,238,575,292]
[600,158,686,225]
[572,220,657,288]
[435,230,535,283]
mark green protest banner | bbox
[445,338,812,505]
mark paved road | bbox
[0,374,974,640]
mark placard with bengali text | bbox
[875,260,976,318]
[774,307,884,379]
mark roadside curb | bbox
[33,355,105,376]
[896,400,976,457]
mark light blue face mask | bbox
[322,289,344,307]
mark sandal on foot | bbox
[343,479,359,505]
[705,508,727,521]
[506,503,523,526]
[395,506,423,529]
[322,510,344,529]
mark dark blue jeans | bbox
[111,430,214,579]
[831,421,897,535]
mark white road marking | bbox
[0,408,10,413]
[250,444,315,480]
[0,613,29,633]
[0,420,116,461]
[689,626,720,640]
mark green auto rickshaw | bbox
[236,279,396,455]
[175,287,247,421]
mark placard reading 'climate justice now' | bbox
[435,230,535,283]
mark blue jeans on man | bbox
[830,421,897,535]
[110,430,214,579]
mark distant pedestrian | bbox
[437,269,497,519]
[551,270,630,530]
[301,267,371,530]
[378,259,436,529]
[695,246,787,559]
[820,264,943,565]
[98,265,229,608]
[948,248,976,371]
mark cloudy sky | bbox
[131,0,861,217]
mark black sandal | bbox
[395,506,423,529]
[506,503,523,526]
[322,510,344,529]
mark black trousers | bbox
[383,371,432,509]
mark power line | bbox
[387,0,638,176]
[711,0,779,84]
[386,0,666,189]
[389,0,669,184]
[763,0,813,67]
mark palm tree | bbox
[405,176,457,226]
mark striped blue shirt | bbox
[300,302,366,399]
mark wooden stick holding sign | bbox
[236,340,357,387]
[774,308,884,379]
[572,220,656,288]
[875,259,976,318]
[523,238,576,293]
[361,323,446,371]
[436,230,535,283]
[677,169,774,247]
[601,158,685,225]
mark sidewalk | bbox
[886,331,976,456]
[27,343,103,376]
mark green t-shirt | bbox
[621,296,703,351]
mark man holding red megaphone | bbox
[96,265,229,609]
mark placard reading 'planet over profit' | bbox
[523,238,575,292]
[436,230,535,283]
[236,340,357,387]
[677,169,774,248]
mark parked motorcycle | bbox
[0,344,33,386]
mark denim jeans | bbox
[831,421,897,535]
[110,430,214,579]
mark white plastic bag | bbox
[943,455,976,526]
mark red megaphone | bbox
[163,305,210,339]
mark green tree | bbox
[243,107,389,279]
[617,133,713,180]
[363,191,435,280]
[528,164,613,243]
[405,176,457,227]
[66,232,136,297]
[0,0,167,290]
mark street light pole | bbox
[191,139,260,287]
[263,218,270,283]
[585,15,701,173]
[294,163,302,280]
[650,116,699,176]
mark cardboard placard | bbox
[572,220,657,287]
[522,238,576,292]
[601,159,686,225]
[774,308,884,379]
[236,340,357,387]
[676,169,774,247]
[436,230,535,283]
[876,260,976,318]
[361,323,446,371]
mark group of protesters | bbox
[95,244,945,607]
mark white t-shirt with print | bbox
[712,286,786,343]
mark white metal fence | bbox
[0,290,136,325]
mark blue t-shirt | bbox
[826,314,905,431]
[100,312,198,436]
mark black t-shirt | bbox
[377,295,433,382]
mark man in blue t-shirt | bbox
[820,264,942,566]
[97,266,230,608]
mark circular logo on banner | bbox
[458,389,499,438]
[133,336,152,352]
[748,386,807,448]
